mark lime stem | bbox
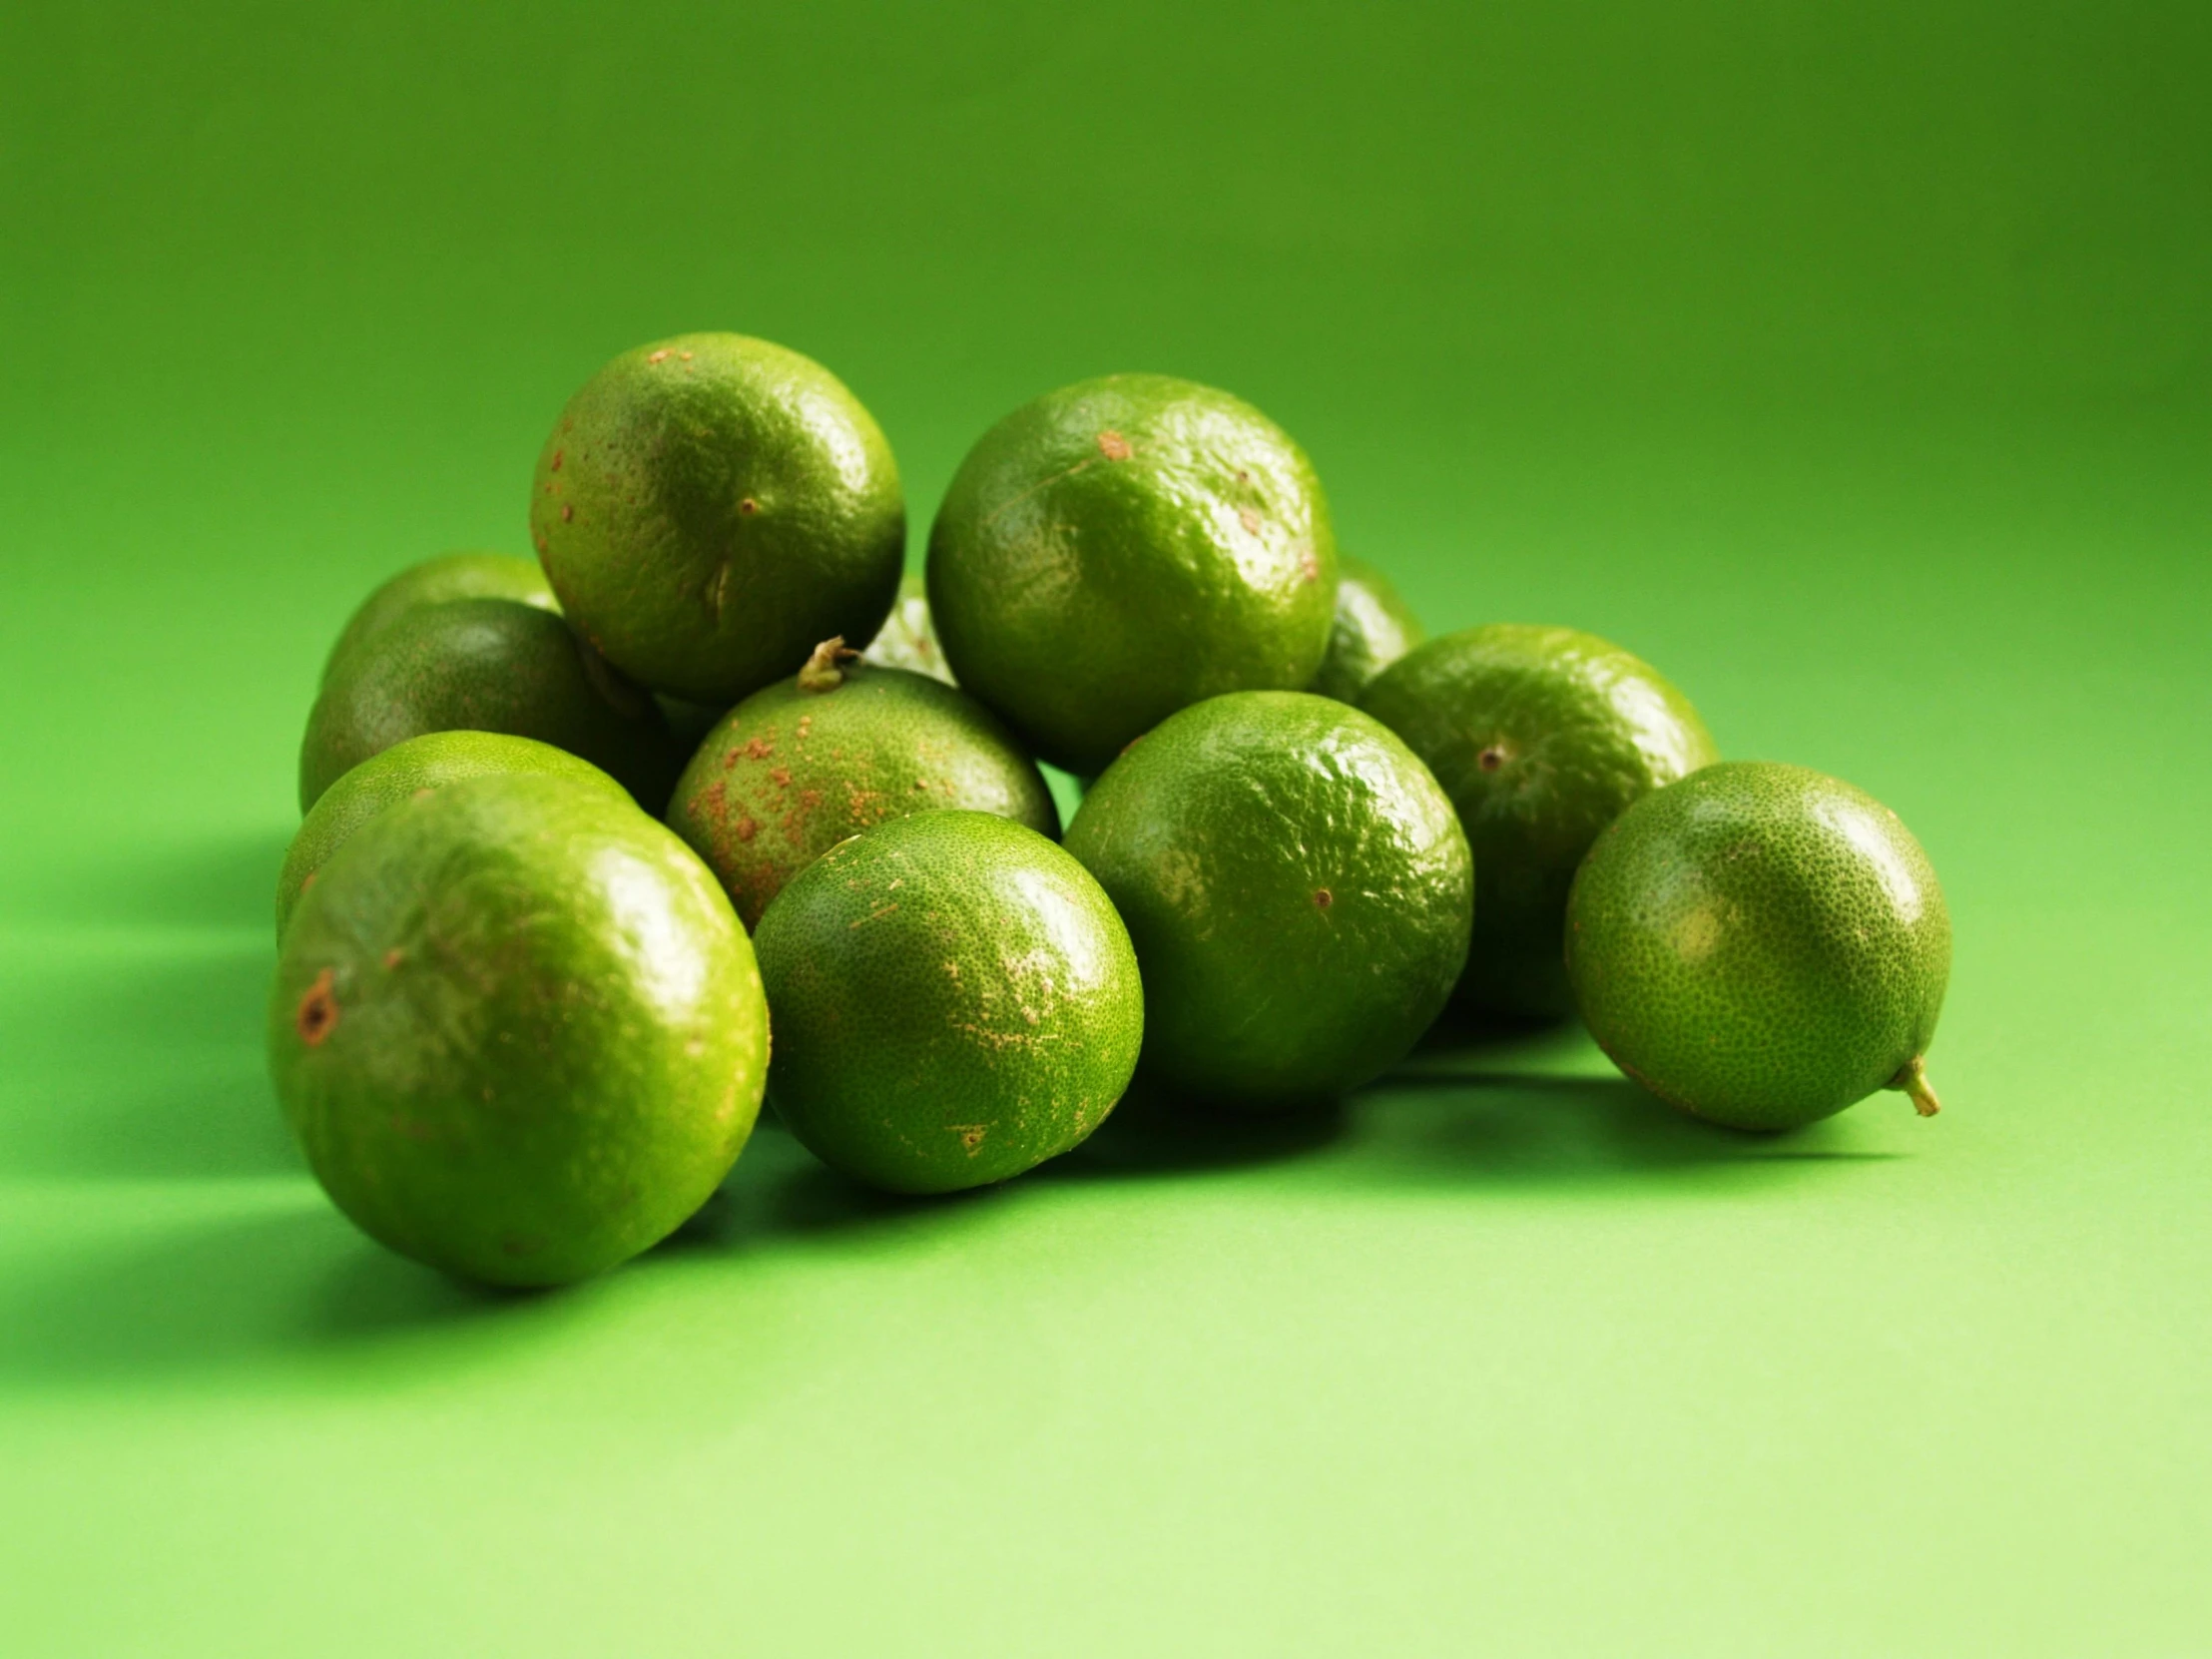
[1890,1056,1942,1117]
[798,636,858,694]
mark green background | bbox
[3,2,2207,1652]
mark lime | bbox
[1361,624,1717,1018]
[322,552,557,684]
[277,731,628,937]
[753,811,1142,1194]
[1063,691,1471,1106]
[530,332,904,705]
[1566,762,1950,1131]
[862,571,955,684]
[927,373,1339,774]
[297,597,679,813]
[1311,555,1423,703]
[669,638,1057,928]
[268,774,769,1285]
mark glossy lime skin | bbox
[862,571,955,684]
[1362,624,1717,1019]
[530,332,905,705]
[1566,762,1950,1131]
[277,731,628,937]
[1311,555,1424,703]
[297,597,679,813]
[267,775,770,1286]
[1064,691,1472,1107]
[754,812,1142,1194]
[322,552,557,685]
[927,374,1340,775]
[668,658,1056,929]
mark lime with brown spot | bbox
[669,638,1056,928]
[1310,555,1424,703]
[1063,691,1472,1107]
[277,730,631,937]
[268,773,769,1286]
[297,597,680,813]
[530,332,905,705]
[1361,624,1717,1020]
[753,811,1142,1194]
[1566,761,1950,1131]
[322,551,557,684]
[927,374,1339,774]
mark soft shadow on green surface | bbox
[0,937,294,1180]
[0,1203,526,1388]
[0,829,291,932]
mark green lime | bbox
[1063,691,1471,1107]
[1311,555,1424,703]
[322,552,557,684]
[268,774,769,1285]
[1361,624,1717,1019]
[754,811,1142,1194]
[277,731,629,937]
[1565,762,1950,1131]
[668,639,1057,928]
[862,571,955,684]
[297,597,679,813]
[530,332,905,705]
[927,373,1339,774]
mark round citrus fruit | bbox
[753,811,1142,1194]
[669,639,1057,928]
[1361,624,1716,1019]
[297,597,678,813]
[862,571,955,684]
[1311,555,1423,703]
[322,552,557,684]
[1062,691,1471,1107]
[1565,761,1950,1131]
[277,731,630,937]
[927,373,1339,774]
[268,773,770,1286]
[530,332,904,705]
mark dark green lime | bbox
[297,597,678,813]
[1063,691,1471,1107]
[755,811,1143,1194]
[268,774,769,1286]
[1362,624,1717,1019]
[669,639,1056,929]
[322,552,557,684]
[928,374,1339,774]
[530,332,904,705]
[1311,555,1423,703]
[1566,762,1950,1131]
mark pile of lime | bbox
[274,333,1951,1286]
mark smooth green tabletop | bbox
[3,4,2207,1653]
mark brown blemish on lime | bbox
[739,496,760,515]
[1096,430,1133,461]
[1314,888,1334,908]
[1239,506,1263,535]
[743,736,776,761]
[382,947,404,969]
[770,767,792,788]
[550,449,563,471]
[1300,548,1320,582]
[560,503,574,522]
[296,969,339,1046]
[533,530,549,553]
[735,814,759,842]
[648,348,672,364]
[1478,744,1508,773]
[299,870,319,897]
[952,1124,988,1153]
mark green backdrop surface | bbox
[3,3,2208,1653]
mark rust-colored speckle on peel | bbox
[296,969,339,1046]
[1096,429,1133,461]
[1239,506,1263,536]
[739,497,760,515]
[1314,888,1334,908]
[560,504,574,522]
[770,767,792,787]
[383,947,405,969]
[744,737,775,761]
[534,530,549,553]
[735,815,759,842]
[1478,745,1507,773]
[1300,548,1320,582]
[648,348,672,363]
[550,449,563,471]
